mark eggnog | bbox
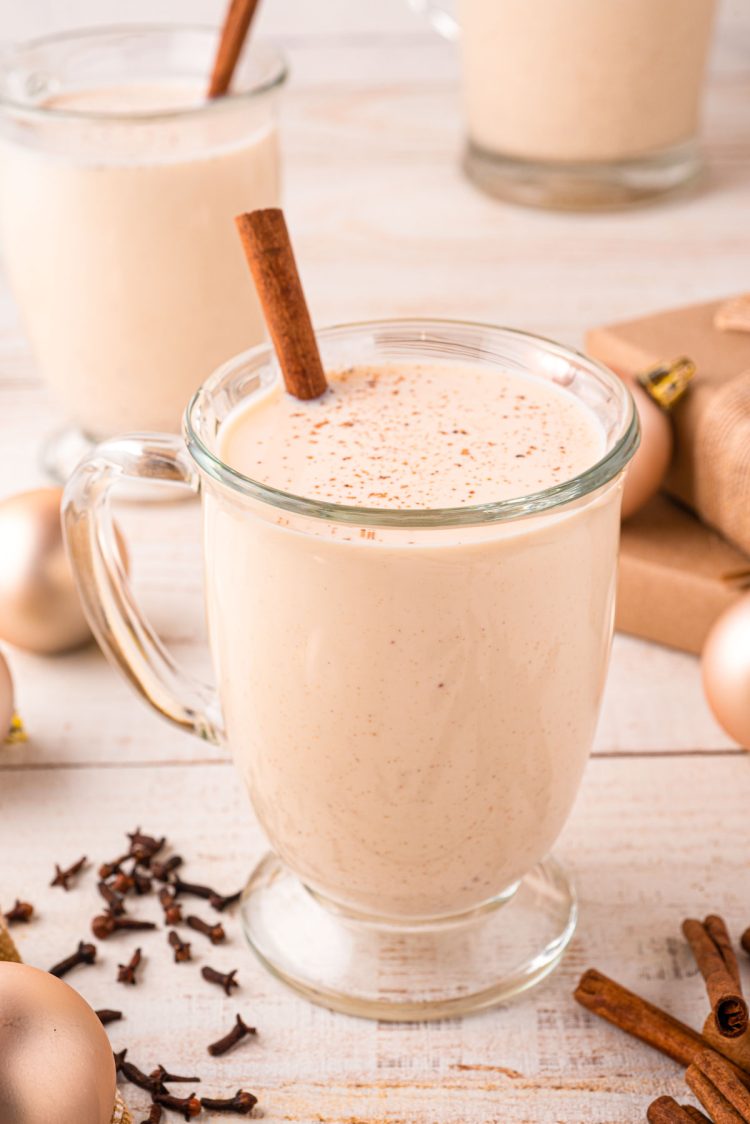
[0,80,280,437]
[206,361,621,919]
[460,0,717,163]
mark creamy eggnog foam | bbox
[0,83,279,436]
[206,362,620,919]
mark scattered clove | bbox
[4,899,33,924]
[111,870,137,895]
[127,829,166,865]
[150,1065,201,1085]
[99,853,130,879]
[140,1107,163,1124]
[207,1014,256,1057]
[159,886,183,925]
[115,1050,166,1095]
[209,890,242,913]
[98,880,127,917]
[173,877,215,902]
[49,940,96,978]
[92,913,157,940]
[51,856,87,890]
[152,1091,201,1120]
[151,855,183,882]
[200,1090,257,1115]
[169,930,192,963]
[117,947,143,985]
[187,915,225,945]
[96,1009,123,1026]
[201,966,239,996]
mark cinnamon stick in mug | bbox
[235,208,328,401]
[683,916,749,1038]
[208,0,261,98]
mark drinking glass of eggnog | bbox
[0,26,285,478]
[62,319,639,1020]
[411,0,718,208]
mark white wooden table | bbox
[1,3,750,1121]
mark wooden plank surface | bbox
[1,3,749,1121]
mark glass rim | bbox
[184,318,640,530]
[0,24,288,124]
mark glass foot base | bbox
[240,852,577,1021]
[41,426,193,503]
[463,139,702,211]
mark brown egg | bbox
[0,649,13,738]
[0,961,116,1124]
[621,378,673,520]
[702,593,750,749]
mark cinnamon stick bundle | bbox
[235,208,328,401]
[647,1096,706,1123]
[574,969,750,1086]
[683,916,749,1038]
[686,1064,746,1124]
[692,1050,750,1120]
[208,0,261,98]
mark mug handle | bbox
[62,433,224,745]
[408,0,459,40]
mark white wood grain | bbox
[0,3,749,1121]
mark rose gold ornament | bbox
[619,358,695,520]
[0,961,116,1124]
[702,593,750,748]
[0,649,13,738]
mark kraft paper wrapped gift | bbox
[587,296,750,556]
[617,494,750,654]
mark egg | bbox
[702,593,750,748]
[0,961,116,1124]
[621,378,673,519]
[0,649,13,738]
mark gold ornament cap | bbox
[636,356,696,409]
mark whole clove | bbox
[115,1050,166,1095]
[92,913,156,940]
[98,880,127,916]
[99,853,130,879]
[151,855,183,882]
[159,886,183,925]
[96,1009,123,1026]
[140,1108,163,1124]
[4,900,33,924]
[117,947,143,985]
[187,915,225,945]
[50,856,87,890]
[49,940,96,978]
[130,865,153,896]
[209,890,242,913]
[201,966,239,996]
[111,871,137,895]
[200,1090,257,1115]
[127,829,166,865]
[152,1091,201,1120]
[207,1014,256,1057]
[169,930,192,963]
[150,1065,201,1085]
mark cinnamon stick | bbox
[686,1064,746,1124]
[683,917,749,1038]
[647,1096,703,1123]
[235,209,328,401]
[681,1106,714,1123]
[574,969,750,1085]
[208,0,261,99]
[693,1050,750,1120]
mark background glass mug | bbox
[62,320,638,1020]
[410,0,718,209]
[0,25,285,479]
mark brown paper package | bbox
[617,494,750,654]
[587,296,750,555]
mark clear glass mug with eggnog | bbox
[62,320,638,1020]
[411,0,718,208]
[0,26,285,478]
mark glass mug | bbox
[0,25,286,479]
[411,0,718,209]
[63,320,638,1020]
